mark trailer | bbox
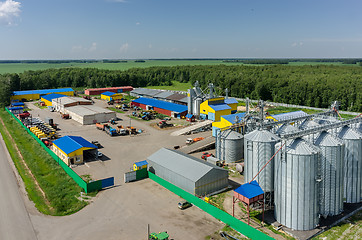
[96,123,108,130]
[104,125,117,136]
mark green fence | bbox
[5,108,96,193]
[148,172,273,240]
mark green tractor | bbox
[149,231,169,240]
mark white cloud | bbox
[136,22,140,25]
[0,0,21,25]
[120,43,129,52]
[291,42,304,47]
[148,44,152,49]
[89,42,97,52]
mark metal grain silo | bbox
[299,120,320,130]
[276,123,298,135]
[244,130,280,192]
[193,97,202,116]
[219,129,244,163]
[274,138,320,230]
[338,126,362,203]
[314,131,344,216]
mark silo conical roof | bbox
[276,123,298,135]
[315,131,343,147]
[220,129,243,140]
[287,138,320,155]
[299,120,320,130]
[338,126,362,140]
[244,129,279,142]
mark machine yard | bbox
[1,84,361,240]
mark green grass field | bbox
[145,80,192,92]
[0,60,240,74]
[0,110,88,215]
[1,60,358,74]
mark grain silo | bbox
[276,123,298,135]
[338,126,362,203]
[274,138,320,230]
[314,131,345,216]
[218,129,244,163]
[244,129,280,192]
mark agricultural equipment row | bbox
[96,123,140,136]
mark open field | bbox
[145,80,193,92]
[0,60,239,74]
[0,60,359,74]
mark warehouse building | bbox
[40,93,66,106]
[11,88,74,101]
[212,112,246,137]
[153,91,174,100]
[100,91,123,101]
[64,105,116,125]
[147,148,229,196]
[166,93,188,105]
[52,96,92,113]
[52,136,97,165]
[84,86,133,95]
[266,110,308,122]
[131,97,188,118]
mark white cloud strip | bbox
[0,0,21,25]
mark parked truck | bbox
[116,125,129,135]
[157,120,173,129]
[96,123,108,130]
[104,125,117,136]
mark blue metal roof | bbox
[224,98,238,104]
[52,136,97,154]
[41,93,66,102]
[272,110,308,121]
[11,102,25,106]
[234,180,264,199]
[134,160,148,167]
[101,91,115,96]
[132,97,188,113]
[209,104,231,111]
[12,88,74,96]
[8,106,23,110]
[222,112,246,124]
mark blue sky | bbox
[0,0,362,59]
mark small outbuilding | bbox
[52,136,97,165]
[64,105,116,125]
[84,86,133,95]
[8,106,23,114]
[101,91,123,102]
[147,148,229,196]
[41,93,66,106]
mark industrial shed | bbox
[267,110,308,122]
[41,93,66,106]
[52,96,92,112]
[64,105,116,125]
[166,93,188,105]
[212,112,246,136]
[52,136,97,165]
[11,88,74,101]
[100,91,123,101]
[147,148,229,196]
[200,97,232,121]
[84,86,133,95]
[153,91,174,100]
[131,97,188,118]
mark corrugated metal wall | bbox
[148,160,196,194]
[195,169,228,196]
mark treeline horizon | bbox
[0,65,361,112]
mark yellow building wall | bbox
[200,100,214,115]
[111,93,123,100]
[40,97,53,106]
[212,117,232,129]
[52,145,94,165]
[227,103,238,112]
[133,164,147,171]
[11,93,40,101]
[214,109,232,121]
[101,94,111,101]
[59,91,74,97]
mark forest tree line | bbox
[0,65,361,112]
